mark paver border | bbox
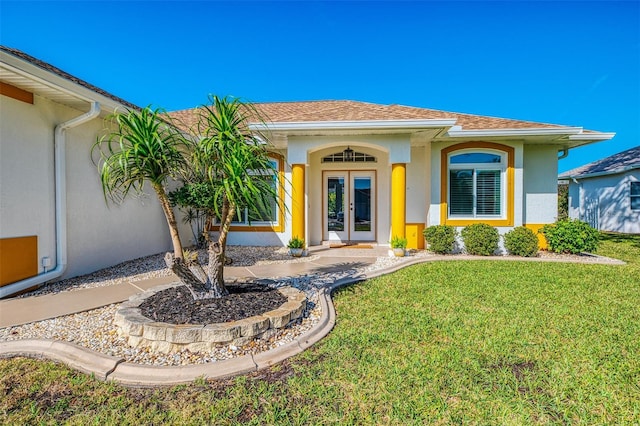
[0,253,625,387]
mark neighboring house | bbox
[559,146,640,233]
[1,46,616,297]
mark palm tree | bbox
[187,95,278,297]
[93,107,188,260]
[95,107,221,298]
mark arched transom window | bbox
[322,149,377,163]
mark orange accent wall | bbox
[440,142,515,227]
[405,223,425,249]
[0,236,38,286]
[524,224,548,250]
[0,82,34,104]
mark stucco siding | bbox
[1,94,57,271]
[1,94,173,280]
[406,146,427,224]
[523,145,558,224]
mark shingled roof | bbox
[1,46,139,111]
[169,100,569,131]
[560,145,640,178]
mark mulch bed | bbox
[139,283,287,325]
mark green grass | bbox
[2,234,639,424]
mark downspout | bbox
[0,102,101,298]
[558,148,568,159]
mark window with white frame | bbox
[448,151,505,218]
[631,181,640,211]
[231,158,280,226]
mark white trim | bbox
[446,126,584,138]
[250,119,458,132]
[447,149,507,220]
[568,132,616,141]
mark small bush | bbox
[504,226,539,257]
[423,225,457,254]
[541,219,600,254]
[287,236,305,249]
[461,223,499,256]
[390,235,407,249]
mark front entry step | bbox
[323,241,377,249]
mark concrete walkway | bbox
[0,245,383,328]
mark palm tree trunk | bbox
[153,183,183,259]
[206,201,233,297]
[154,183,225,299]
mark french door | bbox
[323,171,376,242]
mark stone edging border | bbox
[0,253,625,387]
[115,284,307,353]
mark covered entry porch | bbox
[287,137,417,248]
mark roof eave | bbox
[249,119,458,134]
[445,127,615,146]
[1,49,136,114]
[567,132,617,141]
[446,126,583,137]
[560,163,640,180]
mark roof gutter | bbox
[446,126,585,138]
[250,119,458,132]
[568,132,616,141]
[0,102,101,299]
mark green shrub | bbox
[423,225,457,254]
[461,223,499,256]
[557,183,569,221]
[504,226,539,257]
[541,219,600,254]
[390,235,407,249]
[287,236,305,249]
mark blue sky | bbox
[1,1,638,172]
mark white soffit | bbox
[1,51,127,114]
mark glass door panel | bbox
[353,178,371,231]
[327,177,345,232]
[324,173,348,241]
[350,172,375,241]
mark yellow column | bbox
[391,163,406,239]
[291,164,306,241]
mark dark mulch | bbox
[139,283,287,325]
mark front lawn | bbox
[1,234,639,424]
